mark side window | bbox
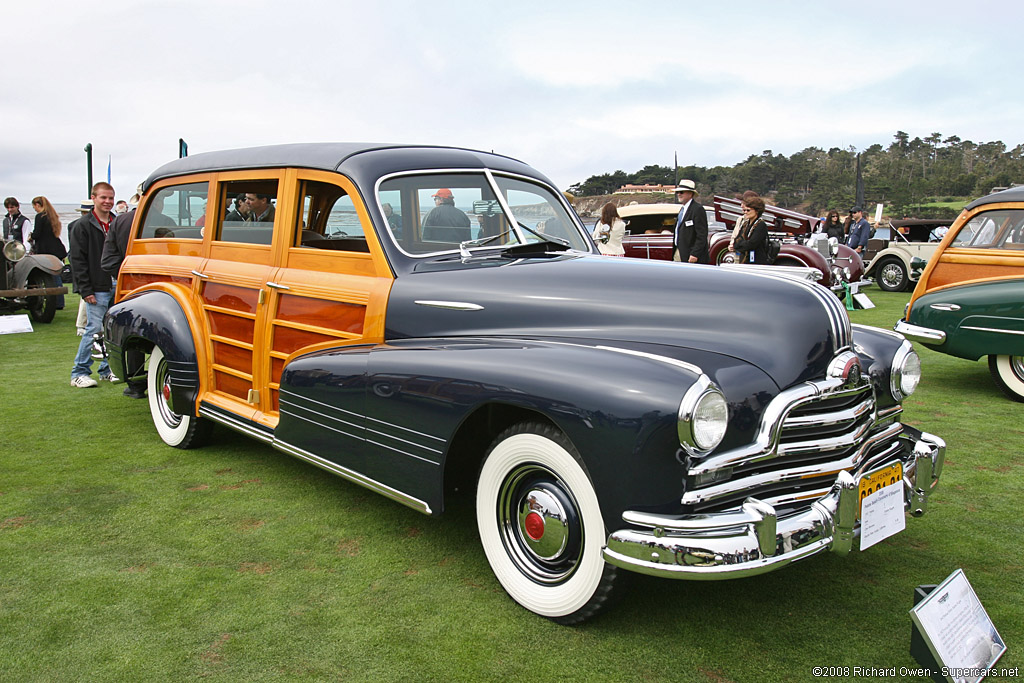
[951,209,1024,250]
[493,176,590,251]
[216,180,279,245]
[294,180,368,252]
[137,182,208,239]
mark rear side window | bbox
[951,209,1024,250]
[137,182,208,239]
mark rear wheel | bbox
[875,257,908,292]
[476,421,617,624]
[147,346,211,447]
[989,355,1024,402]
[25,271,57,323]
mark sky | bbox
[5,0,1023,203]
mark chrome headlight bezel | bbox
[3,240,26,262]
[678,375,728,456]
[891,341,921,401]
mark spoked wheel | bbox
[25,271,57,323]
[989,355,1024,402]
[147,346,210,448]
[876,257,908,292]
[476,421,616,624]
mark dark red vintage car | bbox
[618,197,867,292]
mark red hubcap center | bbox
[524,512,545,540]
[163,384,172,402]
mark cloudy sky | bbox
[5,0,1021,203]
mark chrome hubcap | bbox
[881,263,904,288]
[498,464,582,584]
[155,359,182,428]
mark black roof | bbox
[142,143,543,192]
[966,185,1024,210]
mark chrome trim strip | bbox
[894,319,946,344]
[274,440,432,514]
[929,303,961,311]
[280,387,446,443]
[279,403,364,442]
[781,398,872,429]
[414,300,484,311]
[595,345,703,375]
[199,405,274,444]
[961,325,1024,336]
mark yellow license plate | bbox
[857,462,903,516]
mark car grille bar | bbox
[683,378,903,510]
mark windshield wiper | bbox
[457,222,571,259]
[516,221,571,248]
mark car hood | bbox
[385,253,851,389]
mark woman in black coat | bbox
[821,210,846,241]
[30,196,67,308]
[733,196,769,264]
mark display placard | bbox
[0,314,33,335]
[909,569,1006,683]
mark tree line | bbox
[568,131,1024,217]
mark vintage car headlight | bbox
[891,342,921,400]
[828,236,840,257]
[678,376,728,455]
[3,240,26,262]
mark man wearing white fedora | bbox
[672,180,709,264]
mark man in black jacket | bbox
[3,197,30,242]
[69,182,117,388]
[100,198,147,398]
[672,180,709,263]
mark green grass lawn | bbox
[1,291,1020,682]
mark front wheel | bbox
[25,271,57,323]
[875,257,908,292]
[989,355,1024,402]
[147,346,211,448]
[476,422,617,624]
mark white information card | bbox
[0,314,33,335]
[859,482,905,550]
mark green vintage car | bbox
[896,187,1024,401]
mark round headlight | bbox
[678,377,728,455]
[3,240,26,262]
[891,343,921,400]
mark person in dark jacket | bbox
[30,196,67,309]
[821,211,846,242]
[672,180,709,263]
[69,183,117,387]
[733,196,769,264]
[3,197,31,242]
[224,193,252,223]
[100,197,147,399]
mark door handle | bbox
[191,269,209,280]
[266,282,290,290]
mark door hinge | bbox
[258,289,266,305]
[247,389,260,404]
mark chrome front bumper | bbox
[894,319,947,344]
[602,432,945,579]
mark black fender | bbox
[851,324,912,410]
[104,288,201,415]
[279,337,762,522]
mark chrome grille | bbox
[684,379,904,513]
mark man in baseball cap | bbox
[422,188,470,239]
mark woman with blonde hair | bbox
[592,202,626,256]
[31,196,67,309]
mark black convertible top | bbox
[142,143,539,192]
[966,185,1024,210]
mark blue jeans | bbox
[71,291,112,379]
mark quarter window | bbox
[294,180,368,252]
[137,182,208,239]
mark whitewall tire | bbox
[147,346,210,448]
[989,355,1024,402]
[476,422,616,624]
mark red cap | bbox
[432,188,454,199]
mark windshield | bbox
[377,172,588,256]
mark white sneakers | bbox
[71,375,98,388]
